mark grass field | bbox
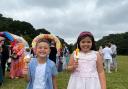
[0,56,128,89]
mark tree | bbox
[36,28,50,34]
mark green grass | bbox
[106,56,128,89]
[0,56,128,89]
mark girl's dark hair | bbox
[36,39,50,47]
[76,31,96,50]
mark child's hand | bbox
[73,61,78,70]
[67,61,78,72]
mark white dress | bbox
[67,51,101,89]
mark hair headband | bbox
[79,31,92,37]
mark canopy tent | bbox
[32,34,61,54]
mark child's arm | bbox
[67,54,78,72]
[52,75,57,89]
[26,69,30,82]
[24,63,30,82]
[97,52,106,89]
[52,61,58,89]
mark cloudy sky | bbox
[0,0,128,44]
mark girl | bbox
[67,31,106,89]
[26,39,58,89]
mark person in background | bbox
[98,46,104,67]
[26,39,58,89]
[67,31,106,89]
[102,43,112,73]
[49,41,57,64]
[1,40,9,77]
[62,44,69,70]
[0,45,3,86]
[99,46,103,56]
[7,45,12,72]
[109,42,117,72]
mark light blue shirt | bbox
[26,58,58,89]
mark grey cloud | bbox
[96,0,128,25]
[0,0,128,43]
[0,0,27,11]
[22,0,70,8]
[101,2,128,24]
[96,0,122,7]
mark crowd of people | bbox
[0,31,119,89]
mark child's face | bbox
[36,42,50,58]
[79,36,92,52]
